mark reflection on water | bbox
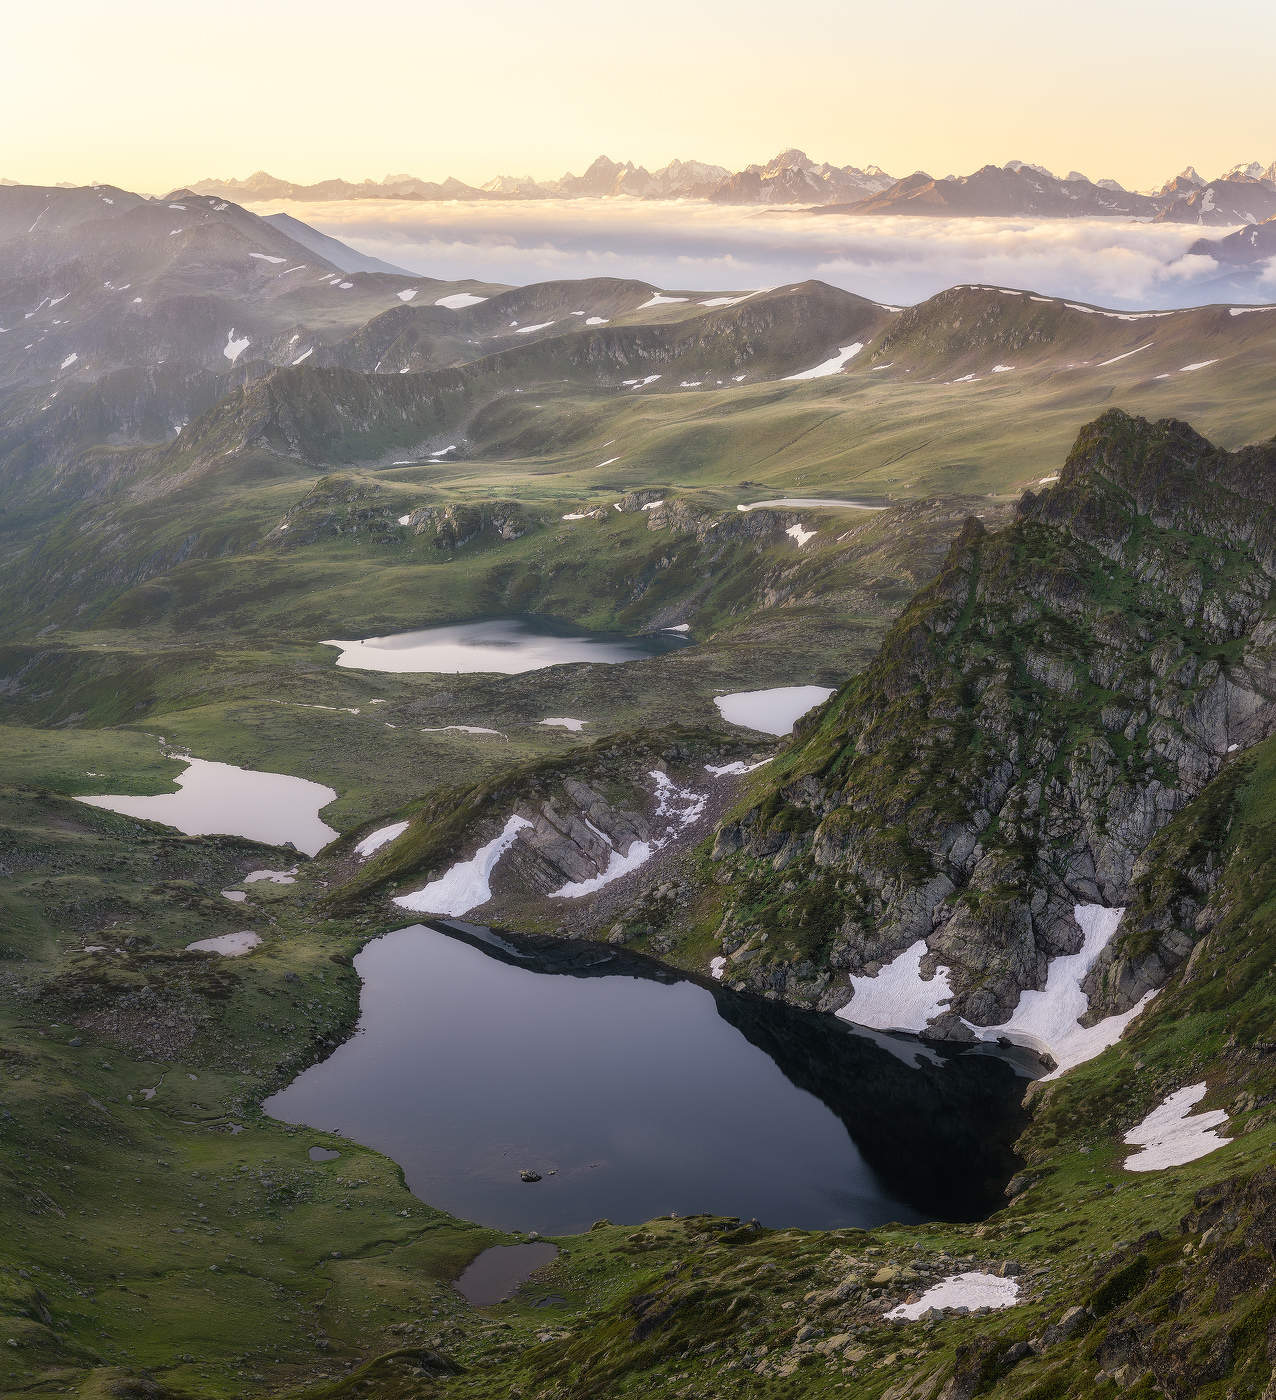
[78,757,338,856]
[266,921,1027,1234]
[455,1242,559,1306]
[322,615,691,674]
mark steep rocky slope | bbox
[709,411,1276,1029]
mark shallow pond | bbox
[321,615,692,674]
[455,1242,560,1306]
[714,685,834,736]
[265,922,1027,1235]
[736,497,887,512]
[78,757,338,856]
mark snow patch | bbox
[223,329,251,363]
[704,758,772,776]
[540,717,586,731]
[637,293,689,308]
[392,815,533,916]
[1123,1083,1230,1171]
[966,906,1156,1078]
[244,868,298,885]
[1099,342,1154,366]
[354,821,410,858]
[786,522,816,547]
[186,931,260,958]
[784,342,864,380]
[550,770,706,899]
[837,940,954,1033]
[434,292,487,309]
[887,1272,1020,1321]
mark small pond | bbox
[321,615,692,674]
[78,757,338,856]
[265,922,1028,1235]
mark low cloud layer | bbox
[258,198,1273,310]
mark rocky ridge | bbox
[709,411,1276,1028]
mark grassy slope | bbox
[3,734,1272,1397]
[3,283,1276,1395]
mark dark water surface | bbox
[265,922,1027,1234]
[454,1242,560,1306]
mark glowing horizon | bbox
[7,0,1276,197]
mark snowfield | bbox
[392,815,533,916]
[355,821,410,859]
[837,941,954,1033]
[784,342,864,380]
[1123,1083,1230,1171]
[887,1272,1020,1321]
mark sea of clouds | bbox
[257,198,1274,310]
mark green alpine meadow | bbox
[5,12,1276,1396]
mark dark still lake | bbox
[264,922,1028,1235]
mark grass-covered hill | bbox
[2,413,1276,1399]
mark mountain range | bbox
[185,150,1276,222]
[5,171,1276,1400]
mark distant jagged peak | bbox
[1004,159,1056,179]
[1220,159,1276,184]
[764,148,816,172]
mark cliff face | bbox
[710,411,1276,1025]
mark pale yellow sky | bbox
[6,0,1273,193]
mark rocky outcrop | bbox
[401,500,534,549]
[708,412,1276,1025]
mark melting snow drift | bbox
[1123,1083,1230,1171]
[887,1272,1020,1321]
[355,821,410,859]
[186,931,261,958]
[393,815,532,917]
[784,342,864,380]
[966,905,1156,1078]
[837,941,954,1033]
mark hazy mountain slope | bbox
[831,165,1162,218]
[1190,213,1276,265]
[1154,175,1276,225]
[261,210,416,275]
